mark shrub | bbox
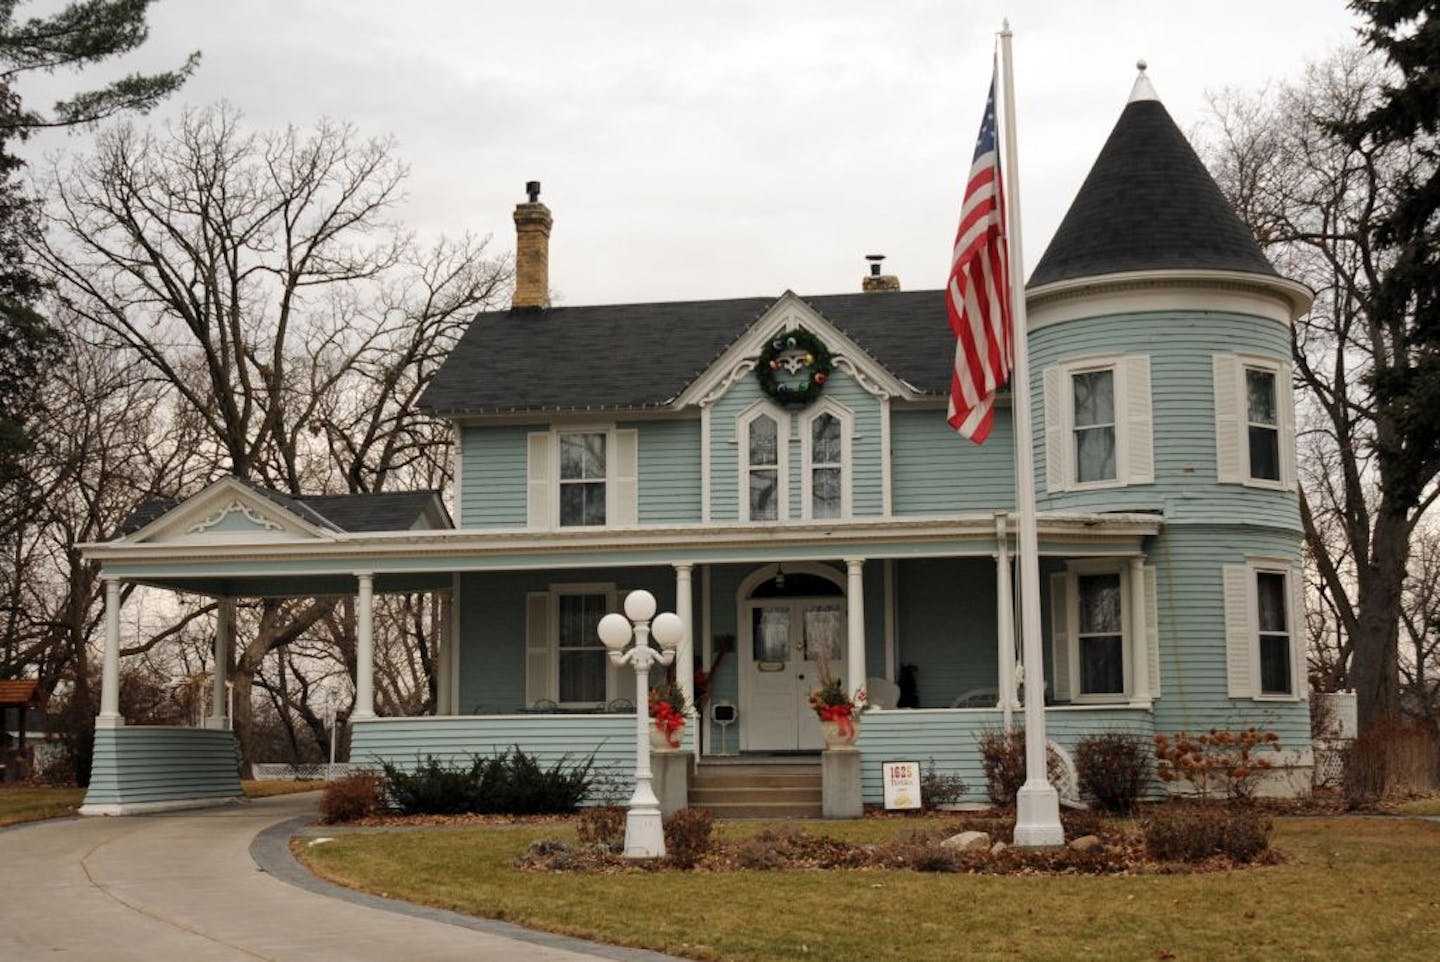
[1343,718,1440,808]
[576,805,626,852]
[920,758,968,810]
[320,771,385,823]
[1154,727,1280,802]
[1075,732,1152,814]
[663,807,715,868]
[382,756,484,815]
[381,748,595,816]
[976,727,1067,806]
[1143,805,1272,863]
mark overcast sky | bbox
[19,0,1362,306]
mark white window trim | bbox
[553,425,614,528]
[1046,353,1151,493]
[1239,356,1287,491]
[1063,559,1132,704]
[548,582,619,707]
[799,398,854,521]
[1214,353,1296,491]
[737,402,790,523]
[1247,559,1303,702]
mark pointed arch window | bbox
[800,401,853,520]
[741,410,785,522]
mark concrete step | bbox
[690,772,821,790]
[689,785,822,805]
[693,800,825,819]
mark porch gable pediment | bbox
[122,478,338,545]
[676,291,921,409]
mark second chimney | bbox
[862,254,900,293]
[512,180,553,309]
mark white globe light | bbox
[651,611,684,650]
[597,612,633,651]
[623,589,657,623]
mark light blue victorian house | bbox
[79,71,1313,814]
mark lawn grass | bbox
[299,815,1440,962]
[241,779,325,798]
[0,786,85,826]
[1395,795,1440,816]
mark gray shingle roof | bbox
[113,485,449,539]
[1028,98,1277,288]
[420,290,957,416]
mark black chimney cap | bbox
[525,180,541,203]
[866,253,886,276]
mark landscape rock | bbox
[940,830,991,851]
[990,841,1008,856]
[1069,834,1103,853]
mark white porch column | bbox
[97,577,124,727]
[207,599,233,729]
[995,514,1016,730]
[845,559,866,697]
[674,563,695,717]
[354,572,375,720]
[1129,557,1151,705]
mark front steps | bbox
[689,755,823,819]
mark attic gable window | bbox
[559,432,606,526]
[748,414,780,521]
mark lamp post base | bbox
[1013,782,1064,847]
[624,790,666,858]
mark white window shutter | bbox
[1145,566,1161,697]
[1213,355,1243,484]
[1050,572,1071,701]
[525,591,553,705]
[1289,565,1306,697]
[527,432,552,528]
[1124,355,1154,484]
[1279,361,1298,490]
[1043,366,1066,494]
[611,429,639,525]
[1222,564,1254,698]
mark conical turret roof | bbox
[1028,68,1276,289]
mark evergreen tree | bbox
[0,1,198,489]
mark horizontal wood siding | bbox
[83,727,241,806]
[350,716,636,802]
[854,707,1154,804]
[894,557,1000,707]
[458,567,677,714]
[890,407,1016,514]
[707,370,883,522]
[624,419,702,523]
[1146,524,1311,747]
[459,424,534,527]
[1028,311,1300,530]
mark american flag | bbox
[946,73,1012,444]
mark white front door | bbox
[740,599,847,751]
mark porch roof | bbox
[81,511,1163,597]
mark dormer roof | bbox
[1028,70,1277,289]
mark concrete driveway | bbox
[0,793,674,962]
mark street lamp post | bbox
[597,589,685,859]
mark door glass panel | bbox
[803,604,844,666]
[752,607,790,661]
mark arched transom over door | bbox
[738,563,848,751]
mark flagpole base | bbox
[1013,782,1065,848]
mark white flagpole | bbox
[998,20,1064,847]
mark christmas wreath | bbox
[754,328,834,408]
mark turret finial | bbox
[1128,59,1159,103]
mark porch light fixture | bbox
[598,589,684,858]
[774,564,786,590]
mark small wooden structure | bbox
[0,679,49,782]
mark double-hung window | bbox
[1043,355,1152,493]
[1073,369,1117,484]
[556,591,609,703]
[809,413,842,518]
[1222,559,1302,700]
[1245,367,1281,483]
[1214,354,1294,489]
[559,432,606,526]
[1076,572,1125,695]
[743,410,784,522]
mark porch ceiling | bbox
[125,571,453,599]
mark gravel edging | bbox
[249,814,685,962]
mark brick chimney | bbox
[862,254,900,293]
[512,180,552,309]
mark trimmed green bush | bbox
[381,748,595,816]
